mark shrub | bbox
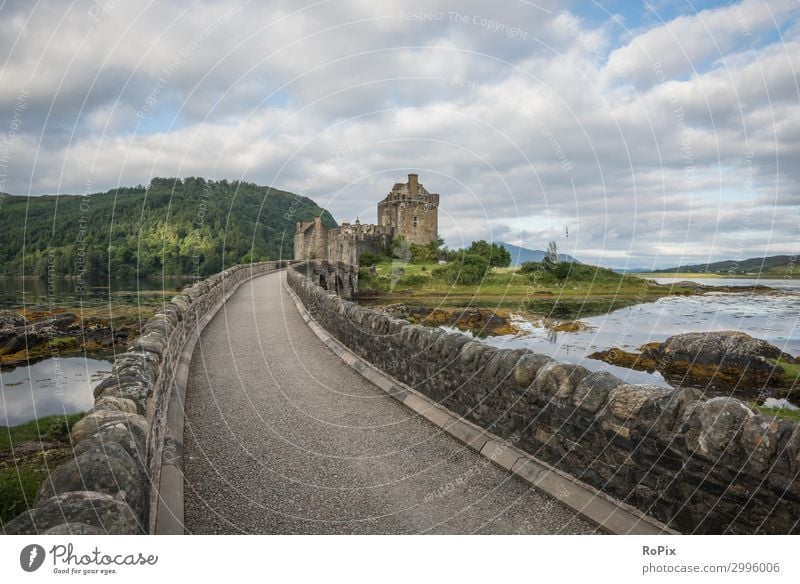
[519,261,542,274]
[466,240,511,268]
[359,252,385,267]
[436,253,490,285]
[398,274,429,286]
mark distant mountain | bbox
[652,255,795,275]
[501,242,579,267]
[0,177,335,279]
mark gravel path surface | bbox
[183,271,597,534]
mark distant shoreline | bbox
[638,272,800,280]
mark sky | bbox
[0,0,798,269]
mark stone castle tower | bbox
[377,174,439,246]
[295,174,440,264]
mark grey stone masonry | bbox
[3,261,289,535]
[287,264,800,534]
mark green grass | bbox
[0,413,84,451]
[774,359,800,381]
[752,404,800,422]
[359,260,693,315]
[770,359,800,398]
[48,336,79,349]
[0,452,70,523]
[0,413,84,524]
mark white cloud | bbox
[0,0,797,267]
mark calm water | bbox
[652,277,800,291]
[0,357,110,426]
[0,276,191,309]
[0,276,187,426]
[477,291,800,390]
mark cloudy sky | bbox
[0,0,797,268]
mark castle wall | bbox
[326,225,393,265]
[393,199,438,246]
[297,174,440,263]
[294,217,328,261]
[377,174,439,246]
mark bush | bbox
[359,252,385,267]
[435,253,490,285]
[45,416,73,442]
[466,240,511,268]
[519,261,542,274]
[398,274,429,286]
[408,242,435,263]
[553,262,572,280]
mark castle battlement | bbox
[295,174,440,264]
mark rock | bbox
[94,374,147,398]
[73,417,149,468]
[71,411,146,443]
[31,312,76,331]
[532,362,591,400]
[572,371,623,413]
[458,341,491,367]
[483,349,527,381]
[36,442,146,519]
[587,347,658,372]
[93,396,139,414]
[591,331,796,392]
[651,387,705,433]
[607,384,672,421]
[1,332,35,355]
[2,491,142,535]
[127,331,168,357]
[0,310,26,329]
[681,396,756,456]
[740,415,784,472]
[112,351,160,384]
[548,320,590,333]
[655,331,794,367]
[649,331,793,388]
[513,353,553,387]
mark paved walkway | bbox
[183,271,597,534]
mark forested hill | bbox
[652,255,795,275]
[0,177,336,278]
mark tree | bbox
[435,252,490,285]
[409,237,444,264]
[466,240,511,268]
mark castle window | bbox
[413,216,418,228]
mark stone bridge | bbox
[5,264,799,535]
[293,260,359,300]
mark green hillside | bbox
[652,255,795,276]
[0,177,335,278]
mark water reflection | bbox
[0,276,191,309]
[0,357,110,426]
[477,292,800,389]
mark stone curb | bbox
[285,282,678,535]
[153,267,285,534]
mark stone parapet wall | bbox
[293,260,359,300]
[287,265,800,534]
[3,261,289,535]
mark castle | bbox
[294,173,439,264]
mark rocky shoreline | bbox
[0,309,136,369]
[589,331,800,397]
[377,304,519,336]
